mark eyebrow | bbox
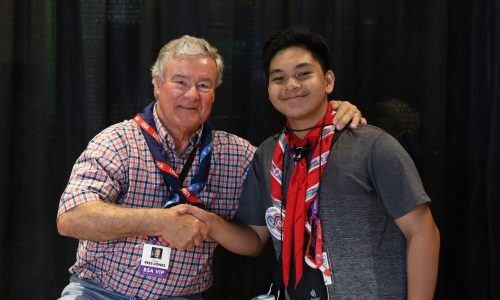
[269,62,312,76]
[295,62,312,69]
[198,77,214,83]
[171,73,188,80]
[170,73,214,84]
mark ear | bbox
[153,77,162,89]
[325,70,335,94]
[153,77,161,98]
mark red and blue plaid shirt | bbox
[58,105,256,298]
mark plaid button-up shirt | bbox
[58,105,256,298]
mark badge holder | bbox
[139,243,171,278]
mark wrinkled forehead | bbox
[164,55,218,79]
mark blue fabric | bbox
[137,101,212,209]
[59,276,204,300]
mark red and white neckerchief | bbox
[269,104,335,288]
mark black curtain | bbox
[0,0,498,299]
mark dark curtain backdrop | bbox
[1,0,499,299]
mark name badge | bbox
[139,243,171,278]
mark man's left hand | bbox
[330,100,367,130]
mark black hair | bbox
[261,27,331,79]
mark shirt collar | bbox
[153,102,203,157]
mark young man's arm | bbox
[57,201,209,251]
[395,203,440,300]
[177,205,270,256]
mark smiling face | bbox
[267,46,334,130]
[153,248,161,258]
[153,55,217,141]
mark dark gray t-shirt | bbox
[234,125,430,299]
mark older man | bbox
[56,35,364,299]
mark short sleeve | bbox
[233,146,269,226]
[368,133,430,219]
[57,128,127,216]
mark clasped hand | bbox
[155,204,211,251]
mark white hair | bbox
[151,35,224,87]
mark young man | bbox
[183,28,440,299]
[56,34,364,299]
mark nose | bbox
[184,85,200,100]
[284,77,300,91]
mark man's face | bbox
[154,55,217,137]
[153,249,161,258]
[267,47,334,128]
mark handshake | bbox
[149,203,217,251]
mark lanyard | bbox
[133,101,212,209]
[304,198,324,269]
[178,144,198,185]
